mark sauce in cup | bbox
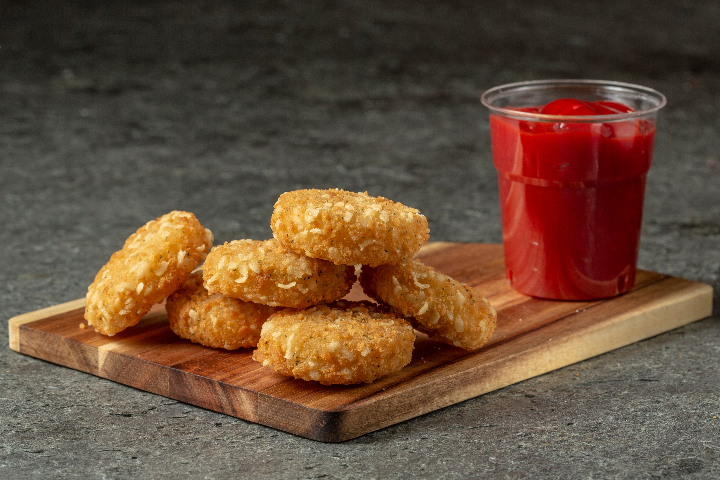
[482,81,666,300]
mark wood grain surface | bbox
[8,243,713,442]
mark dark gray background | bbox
[1,1,718,478]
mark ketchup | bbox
[490,98,656,300]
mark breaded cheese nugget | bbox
[166,273,278,349]
[360,260,497,350]
[252,300,415,385]
[271,188,429,267]
[85,211,213,336]
[203,239,356,308]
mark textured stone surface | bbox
[1,1,718,478]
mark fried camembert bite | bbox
[203,239,356,308]
[85,211,213,336]
[361,259,497,351]
[271,188,429,267]
[167,272,278,349]
[253,300,415,385]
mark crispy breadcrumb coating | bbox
[166,273,278,349]
[271,188,429,267]
[252,300,415,385]
[85,211,213,336]
[360,260,497,350]
[203,239,356,308]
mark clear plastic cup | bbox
[481,80,666,300]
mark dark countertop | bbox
[1,1,718,478]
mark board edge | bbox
[417,241,457,255]
[8,298,86,352]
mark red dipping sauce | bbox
[482,81,665,300]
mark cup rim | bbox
[481,79,667,122]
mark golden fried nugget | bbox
[85,211,213,336]
[271,188,429,267]
[203,239,356,308]
[252,300,415,385]
[360,260,497,350]
[166,273,278,349]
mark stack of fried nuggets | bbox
[84,189,497,385]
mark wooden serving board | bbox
[8,243,714,442]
